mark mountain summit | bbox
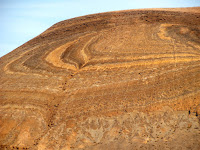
[0,7,200,150]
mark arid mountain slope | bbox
[0,7,200,150]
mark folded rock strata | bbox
[0,7,200,150]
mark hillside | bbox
[0,7,200,150]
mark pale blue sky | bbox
[0,0,200,57]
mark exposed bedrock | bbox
[0,7,200,150]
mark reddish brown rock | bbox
[0,7,200,150]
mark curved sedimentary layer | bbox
[0,7,200,150]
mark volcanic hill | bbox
[0,7,200,150]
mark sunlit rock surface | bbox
[0,7,200,150]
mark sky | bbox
[0,0,200,57]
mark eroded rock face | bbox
[0,7,200,150]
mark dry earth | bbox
[0,7,200,150]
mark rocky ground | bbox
[0,7,200,150]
